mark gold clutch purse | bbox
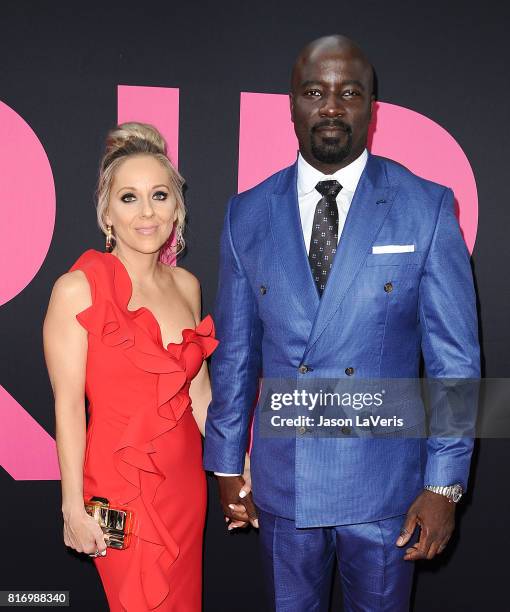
[84,496,134,549]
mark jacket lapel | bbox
[268,162,320,321]
[303,154,398,356]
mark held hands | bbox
[396,490,456,560]
[218,454,259,531]
[62,506,107,557]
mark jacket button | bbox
[299,364,310,374]
[384,282,393,293]
[341,425,351,435]
[345,367,354,376]
[260,285,267,295]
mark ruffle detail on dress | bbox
[167,314,219,362]
[77,299,135,348]
[110,313,216,610]
[118,539,175,610]
[71,250,218,611]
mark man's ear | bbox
[369,95,375,121]
[289,93,295,123]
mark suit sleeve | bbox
[203,197,263,474]
[419,187,480,490]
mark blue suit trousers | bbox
[257,508,416,612]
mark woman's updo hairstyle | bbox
[96,122,186,263]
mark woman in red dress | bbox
[43,123,225,611]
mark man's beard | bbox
[310,120,353,164]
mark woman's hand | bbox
[63,506,107,557]
[241,452,252,496]
[224,453,259,530]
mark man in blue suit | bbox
[204,34,479,611]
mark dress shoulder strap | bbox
[68,249,115,304]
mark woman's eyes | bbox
[120,191,169,203]
[152,191,168,200]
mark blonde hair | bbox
[96,122,186,261]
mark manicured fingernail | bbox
[239,490,247,499]
[228,504,235,510]
[397,537,404,546]
[101,550,106,556]
[253,519,259,528]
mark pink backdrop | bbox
[238,95,478,254]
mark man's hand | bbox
[396,489,456,560]
[217,456,258,530]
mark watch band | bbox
[424,484,463,503]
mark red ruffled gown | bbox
[69,250,218,611]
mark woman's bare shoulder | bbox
[166,265,201,316]
[49,270,92,312]
[170,265,200,291]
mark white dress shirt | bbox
[297,148,368,253]
[215,149,369,477]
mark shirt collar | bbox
[297,148,369,196]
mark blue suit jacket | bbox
[204,153,480,527]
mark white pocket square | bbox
[372,244,415,254]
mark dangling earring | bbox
[175,225,184,254]
[105,225,113,252]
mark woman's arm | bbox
[173,266,256,526]
[43,270,106,555]
[187,271,211,437]
[189,362,212,436]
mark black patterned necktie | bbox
[308,179,342,296]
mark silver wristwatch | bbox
[424,483,464,503]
